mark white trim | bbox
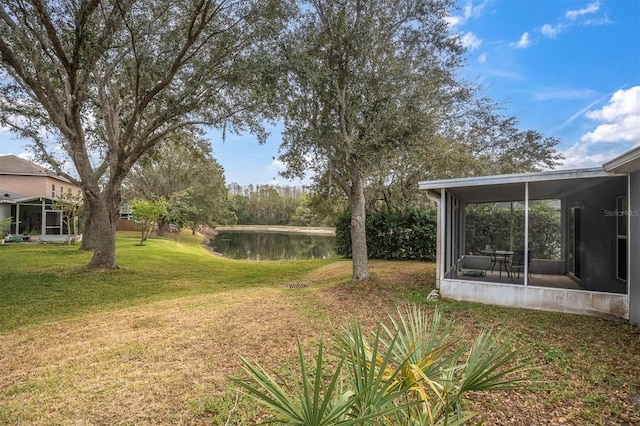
[427,191,443,289]
[603,145,640,173]
[627,175,631,305]
[438,188,446,287]
[419,167,610,190]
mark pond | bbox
[209,230,336,260]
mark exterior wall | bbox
[564,177,627,294]
[440,279,628,319]
[0,204,9,219]
[0,175,79,198]
[629,172,640,326]
[40,234,82,243]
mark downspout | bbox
[524,182,529,286]
[626,174,631,319]
[427,190,443,289]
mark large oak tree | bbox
[0,0,282,269]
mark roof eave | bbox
[419,167,611,190]
[603,145,640,173]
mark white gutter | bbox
[419,167,611,190]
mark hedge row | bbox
[335,208,437,261]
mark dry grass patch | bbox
[311,260,435,326]
[2,258,639,425]
[1,287,320,425]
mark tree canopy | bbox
[276,0,557,279]
[0,0,283,269]
[276,1,563,281]
[123,131,235,232]
[0,0,566,277]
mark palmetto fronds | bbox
[232,304,533,425]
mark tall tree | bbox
[123,130,212,202]
[278,0,466,279]
[0,0,282,269]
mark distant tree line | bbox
[229,186,327,227]
[227,183,311,197]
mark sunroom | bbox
[0,193,80,243]
[420,167,630,320]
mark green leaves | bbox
[335,208,437,260]
[233,339,355,425]
[130,198,167,245]
[232,304,533,425]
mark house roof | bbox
[0,154,71,183]
[420,144,640,203]
[419,168,624,204]
[603,145,640,173]
[0,189,58,204]
[0,189,25,203]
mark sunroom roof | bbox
[419,167,624,203]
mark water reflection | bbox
[210,231,336,260]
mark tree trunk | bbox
[84,190,121,270]
[80,200,98,251]
[156,218,166,236]
[350,176,369,280]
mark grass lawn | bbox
[1,231,639,425]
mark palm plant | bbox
[232,339,355,425]
[231,304,532,425]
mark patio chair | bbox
[510,250,532,281]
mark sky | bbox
[1,0,639,186]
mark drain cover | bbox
[284,283,307,289]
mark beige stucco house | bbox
[0,155,82,242]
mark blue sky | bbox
[451,0,639,170]
[1,0,639,186]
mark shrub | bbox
[465,202,561,259]
[335,208,437,261]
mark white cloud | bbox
[566,0,600,20]
[269,157,287,171]
[477,52,487,63]
[510,32,531,49]
[445,0,489,28]
[460,31,482,50]
[563,93,612,126]
[534,87,597,101]
[584,15,612,26]
[557,142,611,169]
[581,86,640,143]
[557,142,620,169]
[541,23,560,38]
